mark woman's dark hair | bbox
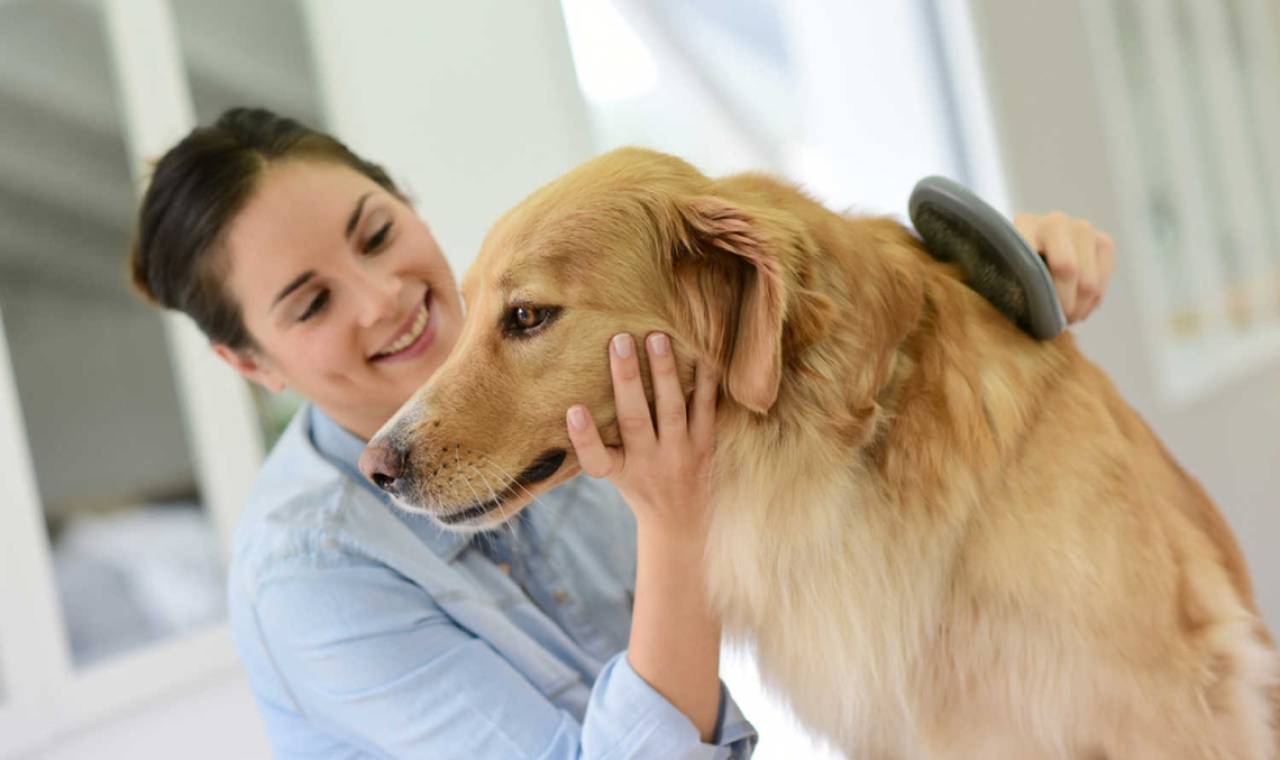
[129,107,402,350]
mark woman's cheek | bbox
[306,324,359,375]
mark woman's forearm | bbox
[565,332,726,742]
[627,523,722,742]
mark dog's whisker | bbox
[457,448,505,512]
[465,459,509,543]
[478,455,555,541]
[474,458,528,550]
[453,445,490,524]
[463,452,542,552]
[469,458,503,504]
[480,452,554,516]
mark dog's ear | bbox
[669,196,794,414]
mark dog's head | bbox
[357,148,916,530]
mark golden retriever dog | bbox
[363,148,1279,758]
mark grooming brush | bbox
[909,176,1067,340]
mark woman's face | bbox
[216,159,463,440]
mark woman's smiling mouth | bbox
[370,290,435,362]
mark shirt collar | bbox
[307,404,469,560]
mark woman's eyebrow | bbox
[272,270,316,309]
[270,192,373,311]
[345,192,373,239]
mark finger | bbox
[1069,222,1100,322]
[645,332,687,441]
[687,360,721,447]
[1012,212,1054,262]
[566,404,624,479]
[1078,228,1117,318]
[1097,232,1117,290]
[609,332,656,452]
[1012,212,1041,251]
[1014,213,1072,313]
[1098,232,1117,269]
[1038,214,1080,320]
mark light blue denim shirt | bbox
[228,404,757,759]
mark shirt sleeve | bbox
[587,651,757,758]
[246,557,757,759]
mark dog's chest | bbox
[703,478,1104,758]
[704,475,954,752]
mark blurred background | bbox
[0,0,1275,757]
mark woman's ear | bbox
[668,196,797,414]
[212,343,286,393]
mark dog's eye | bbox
[515,306,540,328]
[502,304,561,337]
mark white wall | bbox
[302,0,595,279]
[780,0,962,213]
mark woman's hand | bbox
[565,331,724,741]
[1013,211,1117,324]
[565,331,719,541]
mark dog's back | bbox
[696,171,1279,758]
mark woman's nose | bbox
[354,269,403,328]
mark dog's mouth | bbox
[437,448,568,526]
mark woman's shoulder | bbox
[231,407,379,587]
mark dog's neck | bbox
[704,224,1077,641]
[869,269,1074,505]
[702,214,1076,639]
[713,219,1075,519]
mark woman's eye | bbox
[299,290,329,322]
[362,222,393,253]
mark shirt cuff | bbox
[582,651,758,760]
[711,675,757,751]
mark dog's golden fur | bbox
[380,148,1279,758]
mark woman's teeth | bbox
[375,301,430,358]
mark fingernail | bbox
[568,406,588,430]
[647,333,669,356]
[612,333,633,358]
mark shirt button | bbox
[552,589,569,605]
[497,562,511,575]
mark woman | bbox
[130,108,1115,759]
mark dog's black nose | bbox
[359,439,408,494]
